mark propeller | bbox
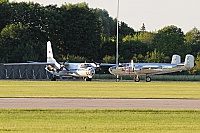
[131,60,134,72]
[94,62,101,72]
[58,61,70,71]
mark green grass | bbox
[0,109,200,133]
[93,74,200,81]
[0,80,200,99]
[0,81,200,133]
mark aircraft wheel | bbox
[116,75,120,82]
[85,77,92,81]
[146,76,151,82]
[134,76,140,82]
[51,76,56,81]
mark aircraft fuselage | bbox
[109,63,186,76]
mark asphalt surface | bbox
[0,98,200,109]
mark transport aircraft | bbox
[45,41,100,81]
[109,54,194,82]
[4,41,102,81]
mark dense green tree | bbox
[185,27,200,56]
[60,2,101,61]
[5,2,49,61]
[145,49,170,63]
[62,54,86,63]
[120,39,150,62]
[119,22,135,38]
[94,8,115,39]
[132,54,145,62]
[94,8,135,62]
[153,25,189,58]
[0,23,39,62]
[0,1,10,31]
[99,39,116,60]
[133,31,155,44]
[189,52,200,74]
[121,32,154,62]
[102,55,115,63]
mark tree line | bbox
[0,0,200,74]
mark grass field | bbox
[94,74,200,81]
[0,80,200,132]
[0,80,200,99]
[0,109,200,133]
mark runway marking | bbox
[0,98,200,109]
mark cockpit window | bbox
[80,63,92,68]
[85,64,91,67]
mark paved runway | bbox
[0,98,200,109]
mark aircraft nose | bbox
[109,66,116,74]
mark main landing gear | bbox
[84,77,92,81]
[134,75,140,82]
[134,75,151,82]
[145,76,151,82]
[51,75,57,81]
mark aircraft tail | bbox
[171,54,181,64]
[47,41,61,69]
[184,54,194,70]
[47,41,55,63]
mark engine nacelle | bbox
[46,65,57,72]
[86,67,95,78]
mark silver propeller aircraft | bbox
[109,54,194,82]
[46,41,99,81]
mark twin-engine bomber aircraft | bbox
[109,54,194,82]
[4,41,101,81]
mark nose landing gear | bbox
[84,77,92,81]
[134,75,140,82]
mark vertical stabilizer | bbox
[47,41,56,63]
[46,41,61,69]
[171,54,181,64]
[47,41,53,58]
[184,54,194,69]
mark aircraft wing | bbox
[3,62,54,66]
[100,63,116,67]
[84,63,115,68]
[60,62,69,65]
[140,65,162,69]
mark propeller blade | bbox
[58,61,70,71]
[131,60,134,72]
[94,62,101,71]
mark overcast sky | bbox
[14,0,200,33]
